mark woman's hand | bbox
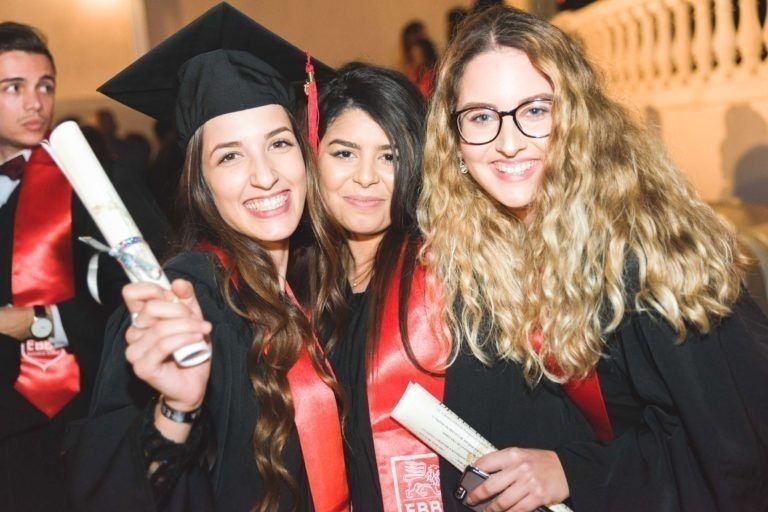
[123,279,212,412]
[467,447,569,512]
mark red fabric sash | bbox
[369,250,448,512]
[562,373,613,441]
[11,146,80,418]
[198,243,349,511]
[11,147,75,304]
[287,345,349,512]
[531,330,613,441]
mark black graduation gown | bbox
[325,290,594,512]
[324,291,381,510]
[64,251,311,512]
[554,291,768,511]
[0,184,128,512]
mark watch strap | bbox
[31,304,53,339]
[159,397,202,424]
[33,305,47,319]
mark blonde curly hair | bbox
[417,6,746,382]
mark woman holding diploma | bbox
[418,5,768,512]
[291,63,592,511]
[65,4,348,512]
[292,63,432,511]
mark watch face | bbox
[31,317,53,339]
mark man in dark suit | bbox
[0,22,131,511]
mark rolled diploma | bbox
[392,381,495,470]
[392,382,572,512]
[44,121,209,367]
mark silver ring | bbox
[131,312,144,329]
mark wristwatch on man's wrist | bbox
[30,305,53,340]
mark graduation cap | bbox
[98,2,334,149]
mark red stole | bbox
[287,344,349,512]
[531,330,613,441]
[368,253,449,512]
[562,373,613,441]
[11,146,80,418]
[199,244,349,511]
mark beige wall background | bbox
[651,99,768,202]
[143,0,470,68]
[1,0,477,140]
[5,0,759,203]
[1,0,151,135]
[552,1,768,204]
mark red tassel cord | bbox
[304,51,319,153]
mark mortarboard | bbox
[98,2,333,149]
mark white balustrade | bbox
[764,3,768,74]
[691,0,715,80]
[667,0,692,84]
[736,0,762,74]
[636,4,656,85]
[609,21,627,85]
[551,0,768,100]
[550,0,768,203]
[623,9,641,85]
[651,0,674,85]
[712,0,737,78]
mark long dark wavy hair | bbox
[290,62,428,368]
[175,109,341,512]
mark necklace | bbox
[348,262,374,291]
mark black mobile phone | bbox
[454,465,492,511]
[454,465,555,512]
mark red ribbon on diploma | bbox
[11,146,80,419]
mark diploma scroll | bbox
[43,121,210,367]
[392,382,572,512]
[392,382,495,470]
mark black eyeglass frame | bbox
[452,98,553,145]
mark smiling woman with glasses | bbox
[453,96,552,144]
[418,5,768,512]
[290,62,594,511]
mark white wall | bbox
[647,98,768,203]
[553,0,768,204]
[1,0,473,142]
[144,0,472,70]
[1,0,154,137]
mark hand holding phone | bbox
[454,465,555,512]
[454,466,491,511]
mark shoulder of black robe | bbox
[110,155,173,261]
[65,250,311,512]
[64,251,223,512]
[0,187,127,440]
[440,323,594,511]
[556,290,768,512]
[0,179,134,510]
[323,290,385,512]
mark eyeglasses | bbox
[453,98,553,145]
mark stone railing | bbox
[552,0,768,310]
[553,0,768,103]
[551,0,768,205]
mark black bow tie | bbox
[0,155,26,180]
